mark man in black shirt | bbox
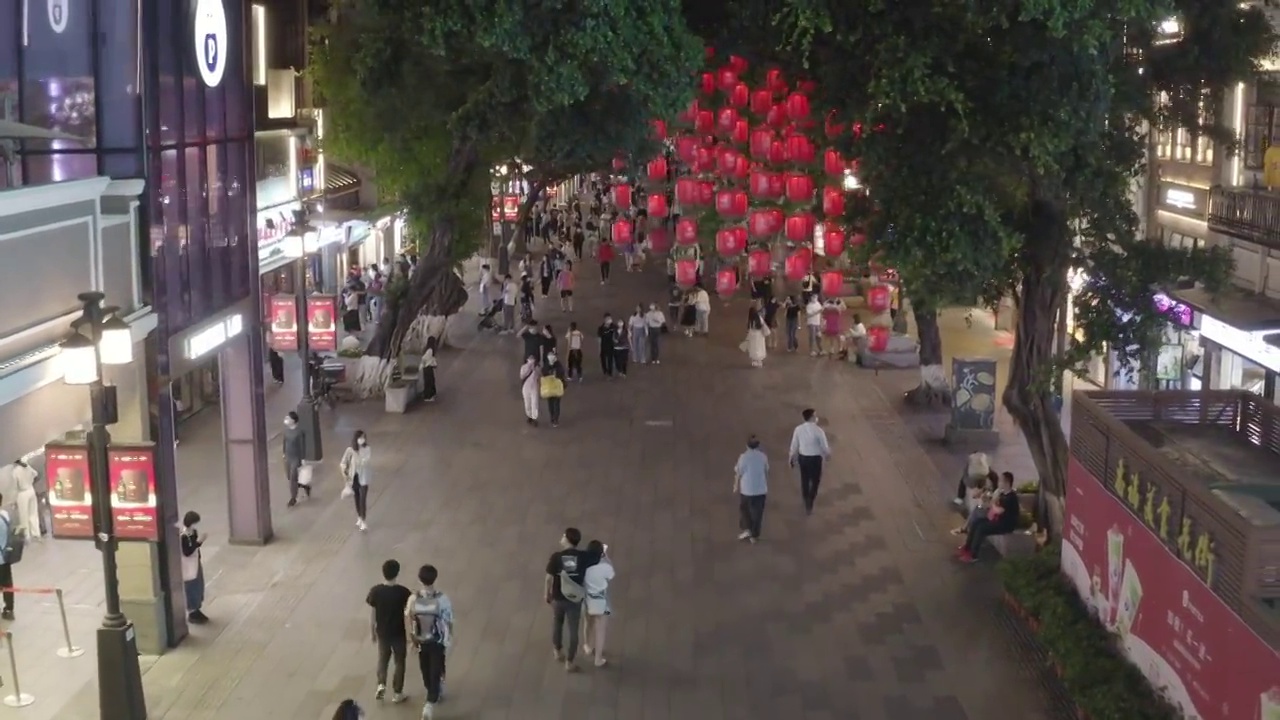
[366,559,413,703]
[544,527,588,672]
[597,314,615,377]
[519,319,543,362]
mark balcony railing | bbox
[1208,186,1280,251]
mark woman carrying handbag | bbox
[340,430,373,531]
[540,350,567,427]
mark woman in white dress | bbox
[581,540,614,667]
[744,303,769,368]
[520,355,540,426]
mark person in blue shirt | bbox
[734,436,770,543]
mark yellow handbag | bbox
[539,375,565,399]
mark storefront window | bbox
[186,146,211,317]
[157,149,188,328]
[153,0,182,146]
[20,0,95,143]
[99,0,141,150]
[255,133,294,208]
[225,140,252,300]
[223,0,249,140]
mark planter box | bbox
[1017,492,1038,515]
[385,383,415,414]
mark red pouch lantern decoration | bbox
[676,136,699,164]
[822,186,845,217]
[767,139,789,165]
[850,231,867,247]
[694,146,714,171]
[648,194,668,218]
[652,119,667,140]
[821,224,846,256]
[731,119,750,145]
[716,107,739,132]
[695,110,715,134]
[676,178,699,206]
[766,174,785,199]
[716,228,745,256]
[785,92,810,120]
[715,190,747,218]
[820,270,843,297]
[675,259,698,288]
[749,210,774,237]
[613,184,632,208]
[728,55,748,74]
[612,157,626,171]
[766,105,786,128]
[700,72,716,96]
[716,147,737,175]
[765,68,785,93]
[867,285,892,314]
[767,207,785,232]
[647,157,668,183]
[784,248,812,281]
[785,212,814,242]
[784,172,814,203]
[748,249,771,278]
[749,171,772,199]
[750,89,773,115]
[648,228,672,254]
[823,149,844,178]
[750,129,773,159]
[729,83,749,108]
[866,325,890,353]
[613,219,634,246]
[717,67,738,92]
[824,112,845,140]
[716,268,738,296]
[698,181,715,205]
[676,218,698,245]
[786,135,814,164]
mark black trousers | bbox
[540,276,553,296]
[738,494,766,538]
[547,396,562,423]
[600,261,611,280]
[268,351,284,382]
[613,349,629,375]
[352,478,368,520]
[797,455,824,512]
[567,349,583,379]
[418,642,447,704]
[0,564,12,612]
[422,366,437,400]
[376,634,407,693]
[600,349,614,376]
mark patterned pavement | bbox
[36,257,1068,720]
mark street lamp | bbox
[283,210,323,462]
[57,292,147,720]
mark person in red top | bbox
[597,242,614,284]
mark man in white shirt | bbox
[693,285,712,336]
[644,304,666,363]
[804,297,823,356]
[788,408,832,515]
[845,313,868,362]
[500,274,517,332]
[478,263,494,314]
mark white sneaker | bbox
[391,693,408,704]
[737,531,752,541]
[357,519,368,531]
[375,684,386,700]
[421,702,435,719]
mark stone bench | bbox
[951,501,1036,558]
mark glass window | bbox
[159,149,189,328]
[23,150,96,184]
[99,0,141,150]
[205,74,227,141]
[223,0,249,139]
[0,0,18,126]
[206,144,229,303]
[20,0,96,144]
[1244,105,1270,170]
[154,0,182,146]
[225,141,251,299]
[183,23,207,145]
[103,150,142,179]
[185,146,210,316]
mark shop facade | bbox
[1154,181,1211,251]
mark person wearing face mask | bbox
[179,510,208,624]
[788,408,832,515]
[282,411,308,507]
[520,355,541,426]
[596,313,615,377]
[644,303,666,363]
[540,350,567,427]
[340,430,374,531]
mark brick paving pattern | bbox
[24,257,1067,720]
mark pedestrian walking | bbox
[763,294,780,349]
[565,322,585,381]
[597,313,616,377]
[644,303,666,363]
[582,540,614,667]
[628,305,648,364]
[179,510,208,623]
[477,263,494,314]
[612,320,630,378]
[540,323,558,363]
[783,295,801,352]
[558,260,576,312]
[11,460,40,541]
[367,559,412,704]
[545,527,588,672]
[666,285,682,332]
[539,254,555,297]
[804,295,823,356]
[407,564,453,720]
[282,411,309,507]
[419,336,438,402]
[340,430,374,531]
[598,242,614,283]
[500,274,517,332]
[734,436,769,542]
[541,350,567,427]
[520,355,541,426]
[692,283,711,335]
[743,304,769,368]
[788,408,832,514]
[268,346,285,384]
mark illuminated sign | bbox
[48,0,68,33]
[193,0,228,88]
[185,314,244,360]
[1198,315,1280,373]
[1165,188,1197,211]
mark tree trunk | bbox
[512,181,543,259]
[1002,195,1072,538]
[904,306,951,406]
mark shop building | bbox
[1,0,275,650]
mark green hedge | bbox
[998,549,1180,720]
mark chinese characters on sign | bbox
[1111,457,1216,588]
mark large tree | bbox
[311,0,701,378]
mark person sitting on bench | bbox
[956,472,1018,563]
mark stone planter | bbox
[1018,492,1038,515]
[385,382,415,414]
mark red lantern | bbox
[728,55,748,74]
[695,110,715,134]
[717,67,738,92]
[648,194,668,218]
[749,171,772,199]
[652,119,667,140]
[867,285,892,314]
[823,149,843,178]
[866,326,890,353]
[716,228,745,256]
[824,112,845,140]
[715,268,738,296]
[766,105,787,128]
[613,219,634,246]
[716,108,739,132]
[821,270,843,297]
[784,248,812,281]
[698,181,715,205]
[850,231,867,247]
[717,148,740,176]
[694,146,714,172]
[648,228,672,254]
[785,92,810,120]
[676,178,699,206]
[613,184,632,208]
[676,218,698,245]
[785,212,814,242]
[647,157,668,183]
[729,83,749,108]
[700,72,716,96]
[822,224,846,256]
[750,89,773,115]
[765,68,785,93]
[749,129,773,159]
[731,119,750,145]
[784,172,814,203]
[798,80,817,94]
[611,157,626,172]
[767,207,784,232]
[766,173,785,199]
[675,259,698,288]
[767,140,789,165]
[748,249,771,278]
[786,135,814,164]
[715,190,747,218]
[676,136,699,164]
[822,186,845,217]
[749,210,774,238]
[680,99,699,123]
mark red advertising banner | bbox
[108,445,158,542]
[46,444,93,539]
[1063,457,1280,720]
[491,195,520,221]
[307,295,338,351]
[269,295,298,351]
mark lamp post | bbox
[285,210,323,462]
[57,292,147,720]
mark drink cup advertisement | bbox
[1062,457,1280,719]
[269,295,298,351]
[307,295,338,351]
[45,443,92,539]
[108,445,158,541]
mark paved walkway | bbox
[27,256,1069,720]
